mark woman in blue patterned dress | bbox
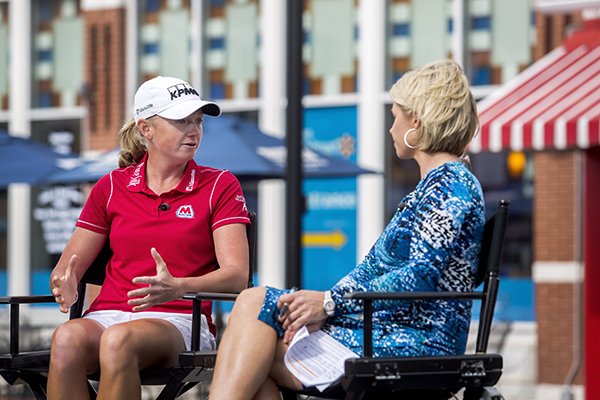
[208,59,485,400]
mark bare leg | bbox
[251,376,281,400]
[209,287,303,400]
[96,319,185,400]
[47,319,104,400]
[250,341,304,400]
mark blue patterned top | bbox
[258,161,485,357]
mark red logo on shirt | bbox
[176,205,195,219]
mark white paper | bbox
[284,327,359,391]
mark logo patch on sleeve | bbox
[235,195,248,212]
[176,205,195,219]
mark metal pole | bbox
[258,0,287,289]
[357,0,385,262]
[285,0,304,289]
[461,0,472,79]
[8,0,32,299]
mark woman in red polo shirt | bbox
[47,76,250,400]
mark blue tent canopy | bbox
[0,131,77,189]
[45,116,374,184]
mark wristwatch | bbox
[323,290,335,317]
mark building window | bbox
[138,0,192,82]
[204,0,260,100]
[386,0,535,88]
[468,0,535,85]
[31,0,84,108]
[303,0,358,95]
[387,0,453,87]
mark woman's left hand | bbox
[127,247,183,311]
[277,290,328,344]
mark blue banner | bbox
[303,107,358,290]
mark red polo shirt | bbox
[76,153,250,334]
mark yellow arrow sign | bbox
[302,230,347,250]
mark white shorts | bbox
[83,310,216,351]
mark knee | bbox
[99,324,139,374]
[231,286,266,316]
[50,323,94,368]
[100,324,134,361]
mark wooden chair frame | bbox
[0,211,257,400]
[282,200,509,400]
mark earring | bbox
[403,128,418,149]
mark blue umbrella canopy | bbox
[45,115,374,184]
[197,116,371,178]
[0,131,77,189]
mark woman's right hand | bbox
[50,255,79,313]
[277,290,329,344]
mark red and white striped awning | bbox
[470,43,600,153]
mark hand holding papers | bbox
[284,326,358,391]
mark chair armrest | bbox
[342,291,485,357]
[0,295,55,304]
[182,292,240,302]
[182,291,241,352]
[343,291,485,301]
[0,295,55,356]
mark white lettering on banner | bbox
[38,186,83,206]
[256,146,330,169]
[304,129,356,159]
[33,208,82,220]
[307,191,356,210]
[34,186,84,254]
[48,131,76,155]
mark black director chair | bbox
[282,200,509,400]
[0,211,257,400]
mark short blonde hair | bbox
[389,59,478,156]
[117,119,147,168]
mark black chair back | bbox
[474,200,509,353]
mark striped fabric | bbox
[471,43,600,153]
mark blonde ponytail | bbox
[118,119,147,168]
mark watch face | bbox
[323,291,335,316]
[324,301,335,311]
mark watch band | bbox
[323,290,335,317]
